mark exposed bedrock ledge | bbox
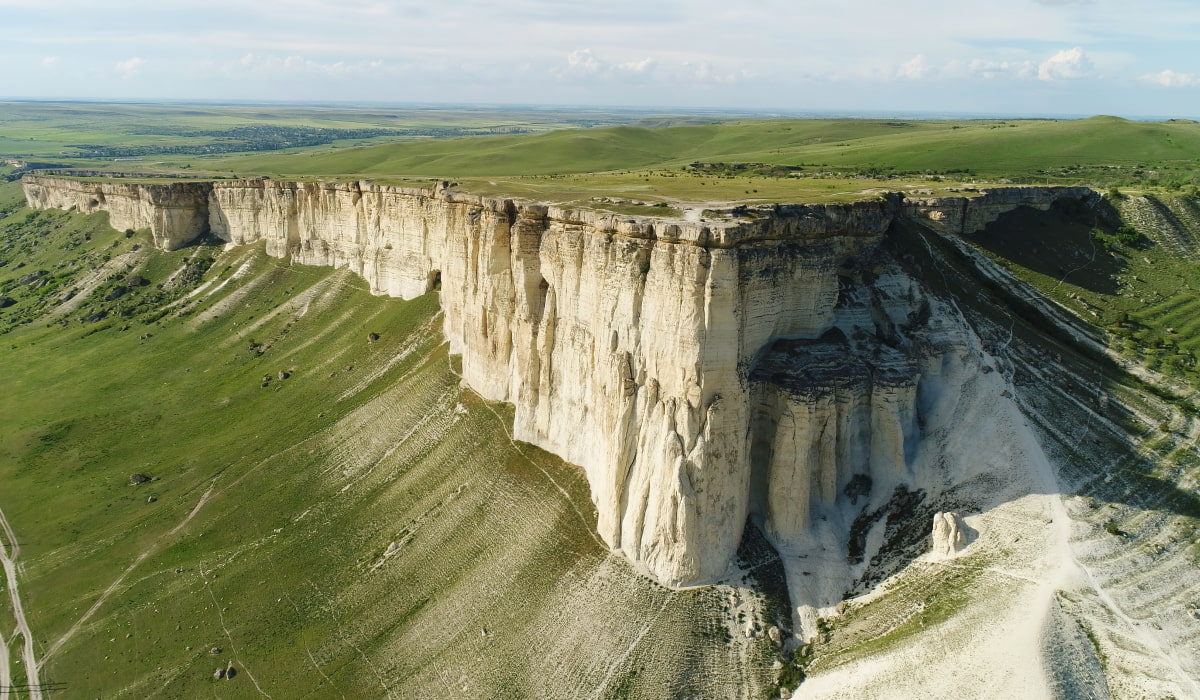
[22,175,1095,588]
[22,176,211,250]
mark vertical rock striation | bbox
[22,175,1095,592]
[22,176,210,250]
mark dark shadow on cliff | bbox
[889,215,1200,524]
[734,520,795,635]
[968,197,1127,295]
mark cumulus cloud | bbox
[898,55,1039,82]
[687,60,751,85]
[897,55,932,80]
[619,57,656,74]
[565,49,603,74]
[1142,69,1200,88]
[114,56,144,79]
[967,58,1037,80]
[556,49,658,80]
[1038,47,1091,80]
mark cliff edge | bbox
[22,175,1096,606]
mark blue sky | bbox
[2,0,1198,117]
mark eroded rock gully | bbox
[23,175,1095,603]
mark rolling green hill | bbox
[208,116,1200,186]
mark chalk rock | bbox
[932,511,967,556]
[23,175,1086,589]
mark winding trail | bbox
[199,561,272,698]
[1030,427,1200,698]
[39,483,215,668]
[0,503,42,699]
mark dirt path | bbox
[39,483,215,668]
[0,624,10,700]
[0,503,42,699]
[1032,432,1200,697]
[199,561,272,698]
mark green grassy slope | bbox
[209,116,1200,184]
[966,192,1200,385]
[0,180,782,698]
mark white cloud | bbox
[1142,69,1200,88]
[1038,47,1091,81]
[557,49,659,80]
[40,56,59,69]
[898,55,932,80]
[967,58,1037,80]
[687,60,750,85]
[565,49,603,74]
[114,56,144,79]
[618,57,656,74]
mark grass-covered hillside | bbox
[0,177,785,698]
[209,115,1200,184]
[175,115,1198,211]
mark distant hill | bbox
[213,116,1200,180]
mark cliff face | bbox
[203,179,896,585]
[22,176,211,250]
[903,186,1093,235]
[22,175,1095,591]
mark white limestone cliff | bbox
[22,176,210,250]
[21,175,1095,594]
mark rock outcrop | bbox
[23,176,210,250]
[903,186,1093,236]
[932,512,967,556]
[22,175,1095,592]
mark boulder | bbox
[932,512,967,556]
[104,285,129,301]
[129,473,151,486]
